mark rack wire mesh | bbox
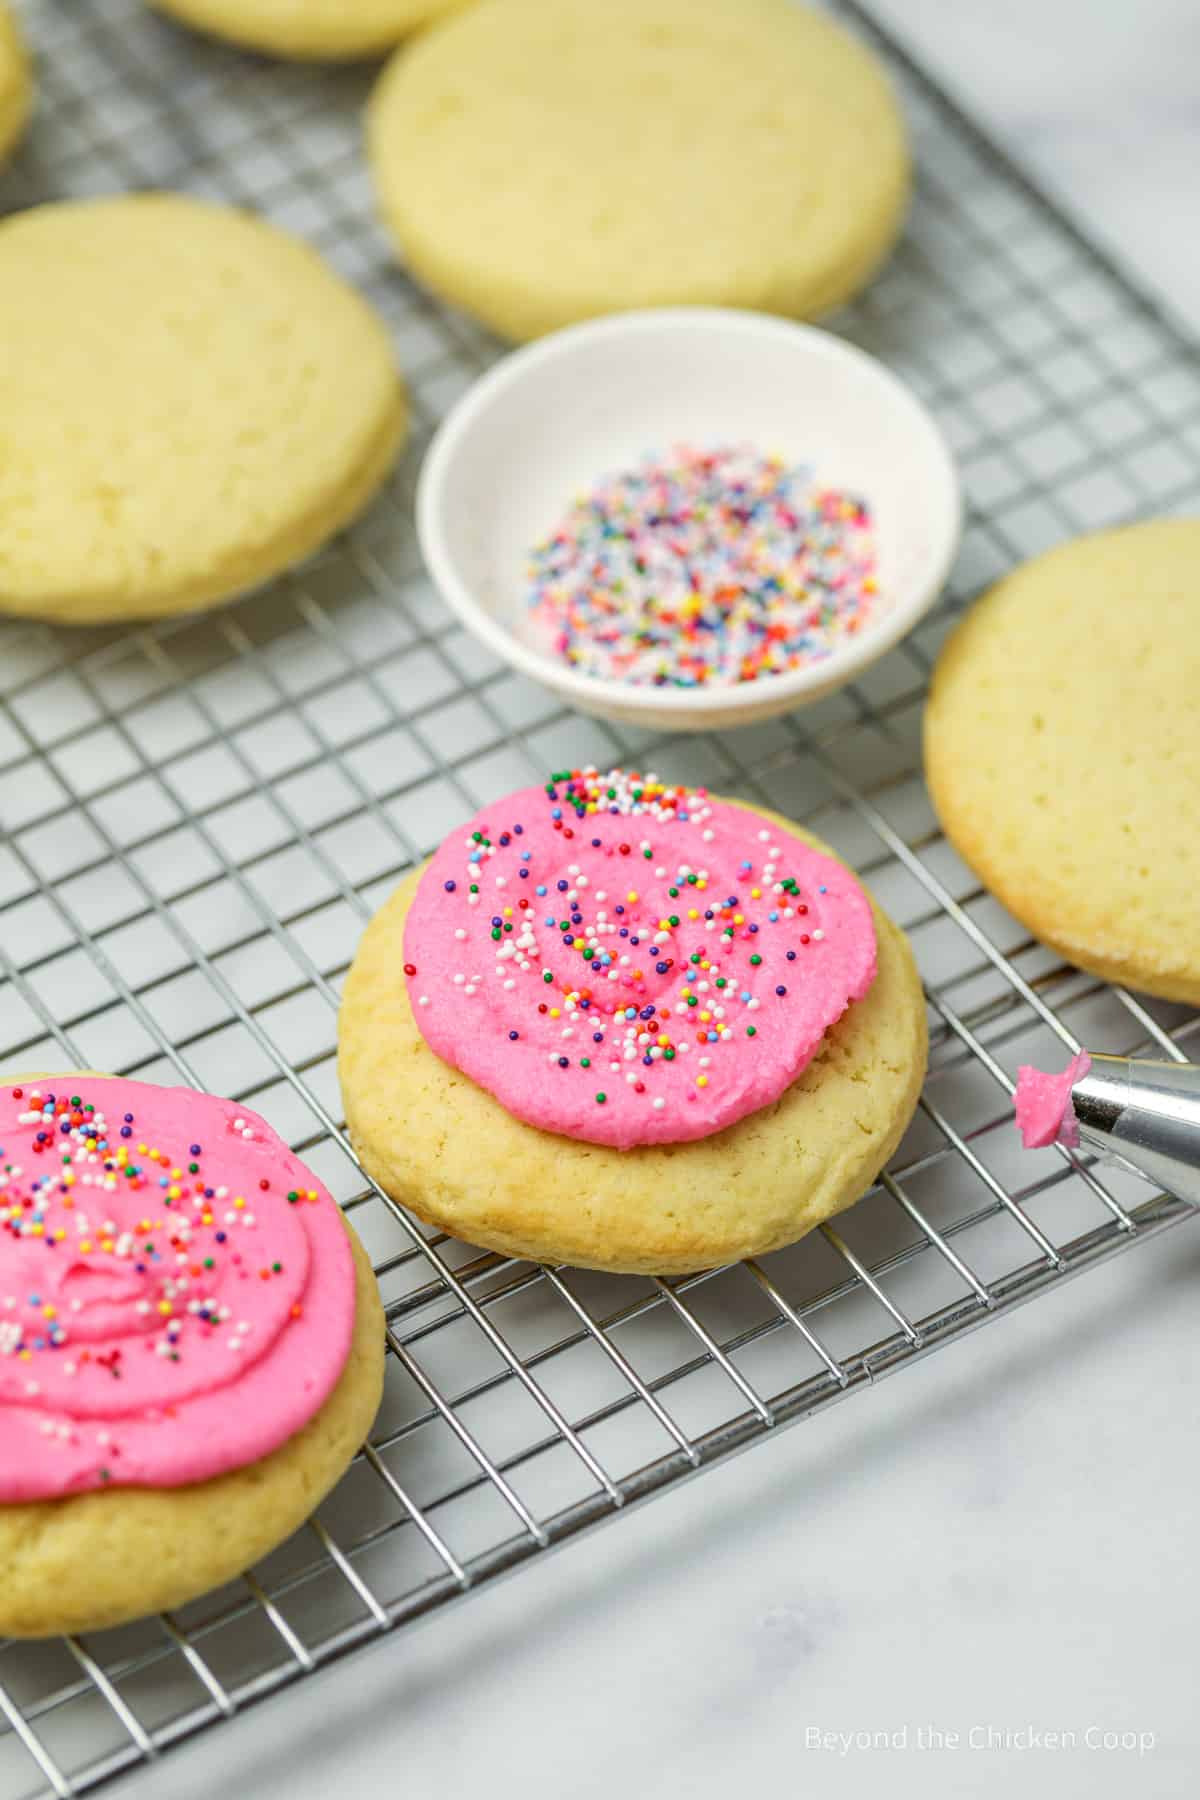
[1,0,1198,1792]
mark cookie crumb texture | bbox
[924,519,1200,1006]
[0,1072,385,1639]
[0,195,407,623]
[368,0,910,342]
[340,805,926,1273]
[0,0,31,168]
[148,0,465,60]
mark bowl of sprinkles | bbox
[418,308,960,730]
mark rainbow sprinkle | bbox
[527,444,878,687]
[0,1088,310,1376]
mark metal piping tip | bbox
[1071,1055,1200,1208]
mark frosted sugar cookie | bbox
[0,1076,384,1637]
[367,0,910,342]
[147,0,464,60]
[340,768,926,1273]
[0,0,31,168]
[924,520,1200,1005]
[0,195,407,623]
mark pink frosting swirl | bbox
[403,768,877,1148]
[1014,1052,1092,1149]
[0,1079,356,1501]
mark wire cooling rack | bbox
[1,0,1198,1792]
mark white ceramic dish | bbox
[417,308,961,732]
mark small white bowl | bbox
[417,308,960,732]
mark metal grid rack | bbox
[0,0,1197,1791]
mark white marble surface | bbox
[109,7,1200,1797]
[120,1229,1200,1800]
[869,0,1200,330]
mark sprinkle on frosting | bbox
[402,768,878,1149]
[0,1079,355,1500]
[527,445,878,687]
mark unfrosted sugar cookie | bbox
[924,520,1200,1005]
[0,1,31,168]
[0,195,407,624]
[147,0,465,60]
[339,770,926,1273]
[367,0,910,342]
[0,1076,384,1638]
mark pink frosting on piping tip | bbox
[1014,1052,1092,1149]
[0,1078,356,1501]
[402,768,878,1149]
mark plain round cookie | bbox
[0,1,31,168]
[924,519,1200,1006]
[367,0,910,343]
[147,0,464,60]
[339,807,927,1274]
[0,1071,385,1639]
[0,195,407,624]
